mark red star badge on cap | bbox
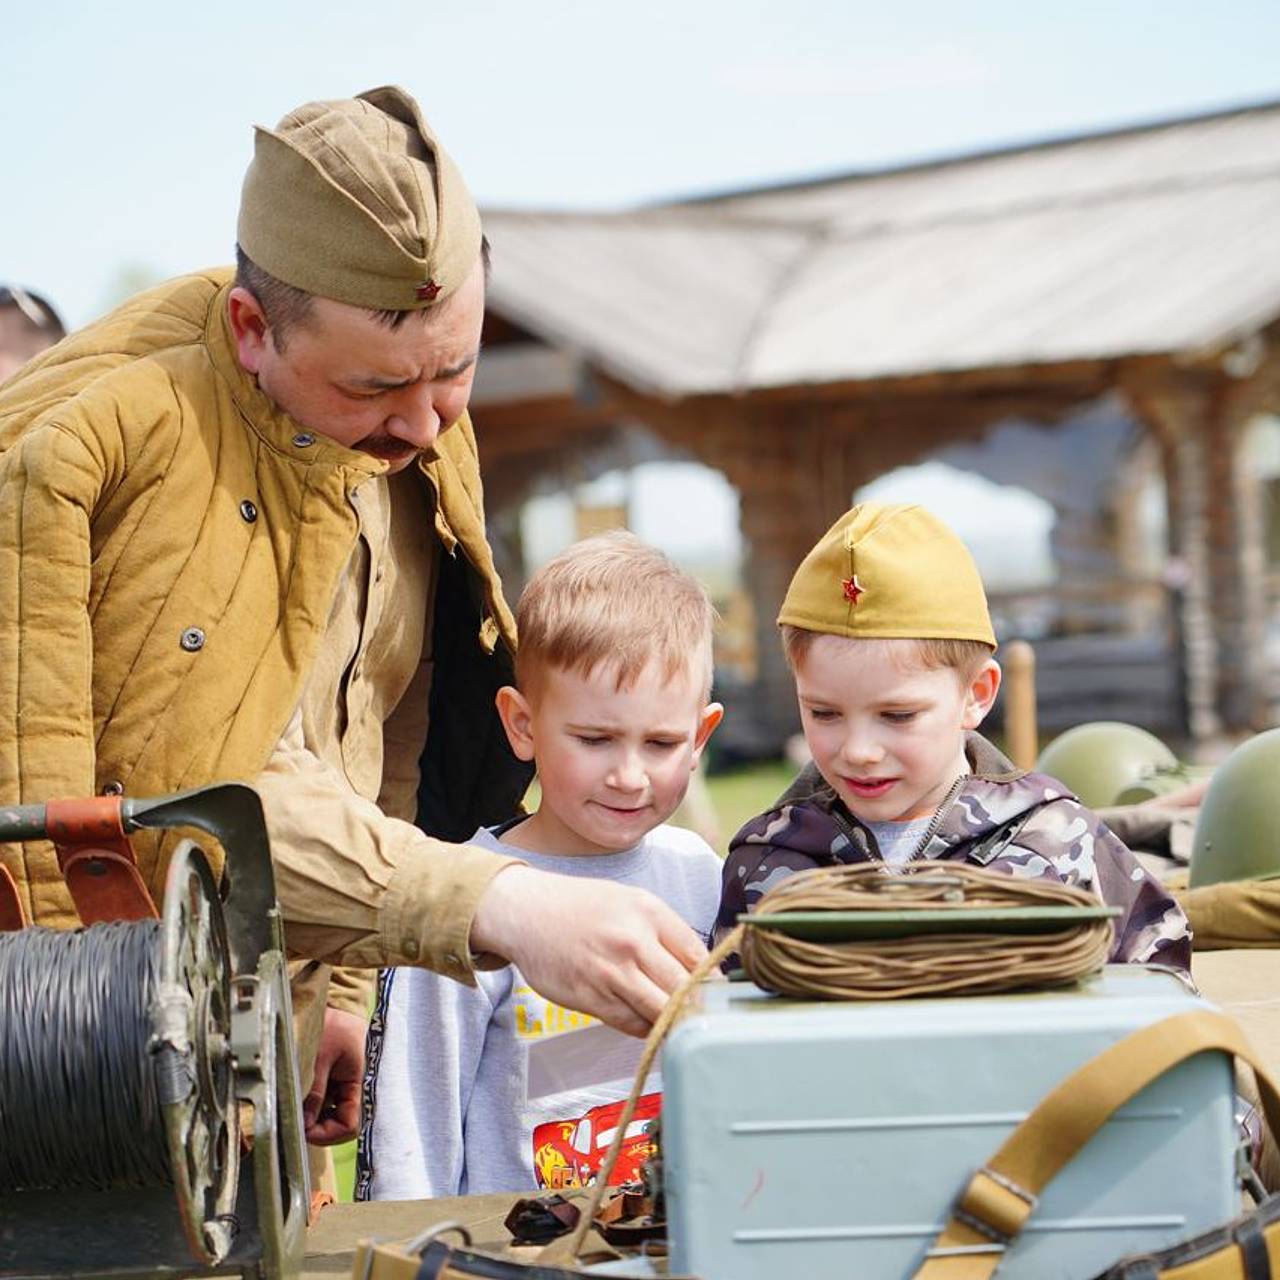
[415,279,441,302]
[842,575,865,604]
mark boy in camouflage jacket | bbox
[717,504,1191,974]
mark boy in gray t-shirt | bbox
[358,532,723,1199]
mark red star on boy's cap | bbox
[415,279,441,302]
[842,575,865,604]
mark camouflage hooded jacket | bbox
[718,732,1191,974]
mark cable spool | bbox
[0,921,172,1191]
[740,861,1118,1000]
[0,785,307,1280]
[0,842,237,1257]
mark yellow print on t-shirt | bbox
[512,984,595,1039]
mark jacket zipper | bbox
[909,774,967,862]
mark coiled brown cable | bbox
[741,860,1114,1000]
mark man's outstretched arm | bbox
[260,713,706,1034]
[469,864,707,1036]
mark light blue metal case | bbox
[662,967,1239,1280]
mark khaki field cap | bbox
[237,85,482,311]
[778,503,996,647]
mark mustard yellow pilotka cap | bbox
[778,503,996,647]
[237,85,482,311]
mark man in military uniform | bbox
[0,87,706,1147]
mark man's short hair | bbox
[515,531,716,703]
[0,286,66,342]
[233,237,491,350]
[781,626,993,682]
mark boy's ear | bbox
[692,702,724,762]
[494,685,536,762]
[961,659,1002,730]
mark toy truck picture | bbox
[532,1091,662,1190]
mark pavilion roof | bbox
[481,100,1280,399]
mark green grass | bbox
[703,759,795,849]
[333,1140,357,1202]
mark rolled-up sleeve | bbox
[325,966,376,1019]
[259,707,522,979]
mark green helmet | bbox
[1189,728,1280,887]
[1035,721,1180,809]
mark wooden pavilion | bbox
[471,100,1280,750]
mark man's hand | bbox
[303,1006,367,1145]
[470,865,707,1037]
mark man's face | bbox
[795,635,997,824]
[230,255,485,474]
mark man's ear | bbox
[961,660,1002,730]
[495,685,536,762]
[226,286,273,375]
[691,703,724,763]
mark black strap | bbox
[1092,1193,1280,1277]
[1236,1213,1273,1280]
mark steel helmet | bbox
[1189,728,1280,887]
[1035,721,1180,809]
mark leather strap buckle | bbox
[46,796,158,923]
[0,863,27,930]
[955,1166,1039,1244]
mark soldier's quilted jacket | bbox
[718,732,1191,973]
[0,270,524,928]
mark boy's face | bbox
[496,661,722,856]
[794,636,999,824]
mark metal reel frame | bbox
[0,782,309,1279]
[132,784,309,1277]
[154,838,240,1263]
[232,947,309,1279]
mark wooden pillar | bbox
[1125,374,1267,739]
[1002,640,1039,769]
[717,407,854,750]
[1204,397,1268,731]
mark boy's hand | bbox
[470,865,707,1037]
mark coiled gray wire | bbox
[0,922,172,1190]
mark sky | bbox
[6,1,1278,577]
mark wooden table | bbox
[303,1193,522,1279]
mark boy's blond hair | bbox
[515,531,715,701]
[781,626,993,682]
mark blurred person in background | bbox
[0,285,65,382]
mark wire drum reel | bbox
[156,839,239,1258]
[0,783,308,1279]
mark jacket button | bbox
[402,937,419,960]
[180,627,205,652]
[239,499,258,523]
[101,780,124,797]
[292,432,315,448]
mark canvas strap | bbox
[912,1009,1280,1280]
